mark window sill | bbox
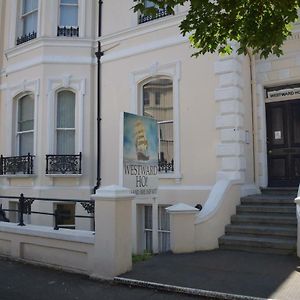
[0,174,36,178]
[159,172,182,180]
[45,174,82,178]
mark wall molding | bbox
[101,35,188,64]
[99,12,187,46]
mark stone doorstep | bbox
[231,215,297,225]
[225,224,297,238]
[114,277,270,300]
[219,235,296,250]
[236,205,295,214]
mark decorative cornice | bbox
[98,11,187,46]
[5,37,94,60]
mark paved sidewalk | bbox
[0,257,204,300]
[119,249,300,300]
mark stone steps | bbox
[219,235,296,255]
[241,195,296,206]
[225,224,297,239]
[231,214,297,226]
[218,189,297,254]
[236,205,295,215]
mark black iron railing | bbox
[0,153,34,175]
[16,31,37,45]
[46,152,82,175]
[138,7,171,24]
[57,26,79,37]
[0,194,94,231]
[158,159,174,173]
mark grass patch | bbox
[132,251,153,263]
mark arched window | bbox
[17,94,34,155]
[142,77,173,171]
[56,91,75,154]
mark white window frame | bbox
[143,205,153,252]
[21,0,38,33]
[5,80,39,160]
[157,205,170,253]
[16,94,35,156]
[47,76,85,157]
[130,61,181,180]
[55,90,76,155]
[59,0,79,27]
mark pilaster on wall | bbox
[214,54,246,182]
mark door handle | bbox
[268,150,272,154]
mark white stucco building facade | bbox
[0,0,300,254]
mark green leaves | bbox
[133,0,300,58]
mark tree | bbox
[133,0,300,58]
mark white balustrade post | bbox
[91,185,135,279]
[166,203,198,253]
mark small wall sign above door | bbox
[267,87,300,102]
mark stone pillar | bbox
[91,185,135,279]
[295,197,300,258]
[166,203,198,253]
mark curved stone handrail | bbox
[195,179,240,224]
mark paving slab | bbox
[120,249,300,300]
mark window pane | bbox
[158,231,170,252]
[57,130,75,154]
[18,95,34,132]
[158,206,170,231]
[23,11,37,34]
[60,5,78,26]
[143,78,173,122]
[144,205,153,252]
[61,0,78,4]
[57,91,75,128]
[19,132,33,155]
[23,0,38,14]
[144,206,152,229]
[143,78,173,166]
[145,0,155,8]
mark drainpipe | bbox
[94,0,103,194]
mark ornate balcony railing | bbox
[138,7,171,24]
[57,26,79,37]
[46,152,82,175]
[0,153,35,175]
[158,159,174,173]
[16,31,37,45]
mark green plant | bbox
[132,251,153,263]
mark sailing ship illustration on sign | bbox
[135,120,149,161]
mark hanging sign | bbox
[121,112,158,197]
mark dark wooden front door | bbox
[266,100,300,187]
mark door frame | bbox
[255,84,300,188]
[254,83,300,188]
